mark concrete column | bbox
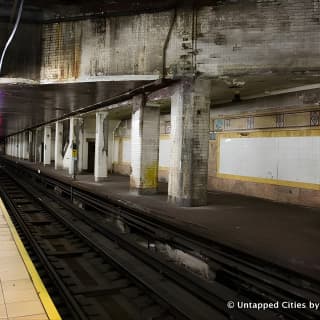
[7,137,10,156]
[10,136,13,157]
[69,118,75,175]
[68,117,84,176]
[77,118,84,173]
[54,121,63,170]
[20,133,24,159]
[6,138,9,156]
[130,94,160,194]
[22,132,28,159]
[9,137,12,156]
[13,136,15,157]
[94,111,108,182]
[35,128,42,163]
[22,133,26,159]
[34,131,38,162]
[28,131,33,161]
[168,79,211,207]
[16,135,19,158]
[15,135,18,158]
[43,126,52,165]
[11,136,14,157]
[17,134,22,159]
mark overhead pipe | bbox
[0,0,24,75]
[162,7,177,78]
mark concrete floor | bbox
[5,157,320,282]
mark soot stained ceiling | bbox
[0,81,150,138]
[1,0,217,22]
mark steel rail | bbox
[2,158,320,320]
[0,167,230,320]
[24,170,320,320]
[0,177,88,320]
[12,159,320,295]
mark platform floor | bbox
[0,200,50,320]
[4,157,320,283]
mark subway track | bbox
[0,160,319,320]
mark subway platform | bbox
[0,198,60,320]
[3,157,320,283]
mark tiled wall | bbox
[210,104,320,207]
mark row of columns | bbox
[6,132,30,160]
[129,79,210,206]
[5,114,108,182]
[5,78,210,206]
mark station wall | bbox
[210,90,320,207]
[111,90,320,207]
[218,134,320,186]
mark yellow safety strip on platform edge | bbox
[0,198,62,320]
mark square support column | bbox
[10,136,16,157]
[7,137,11,156]
[10,137,13,157]
[22,132,28,159]
[15,135,18,158]
[11,136,14,157]
[34,128,42,163]
[130,94,160,194]
[28,131,33,161]
[16,134,19,158]
[34,131,38,162]
[18,133,23,159]
[77,118,84,173]
[68,117,84,176]
[7,138,10,156]
[168,79,211,207]
[54,121,63,170]
[69,118,75,176]
[20,133,24,159]
[44,126,52,165]
[22,132,25,159]
[94,111,108,182]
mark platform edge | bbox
[0,198,62,320]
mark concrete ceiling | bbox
[211,72,320,104]
[1,0,320,140]
[2,72,320,139]
[0,81,150,138]
[1,0,215,22]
